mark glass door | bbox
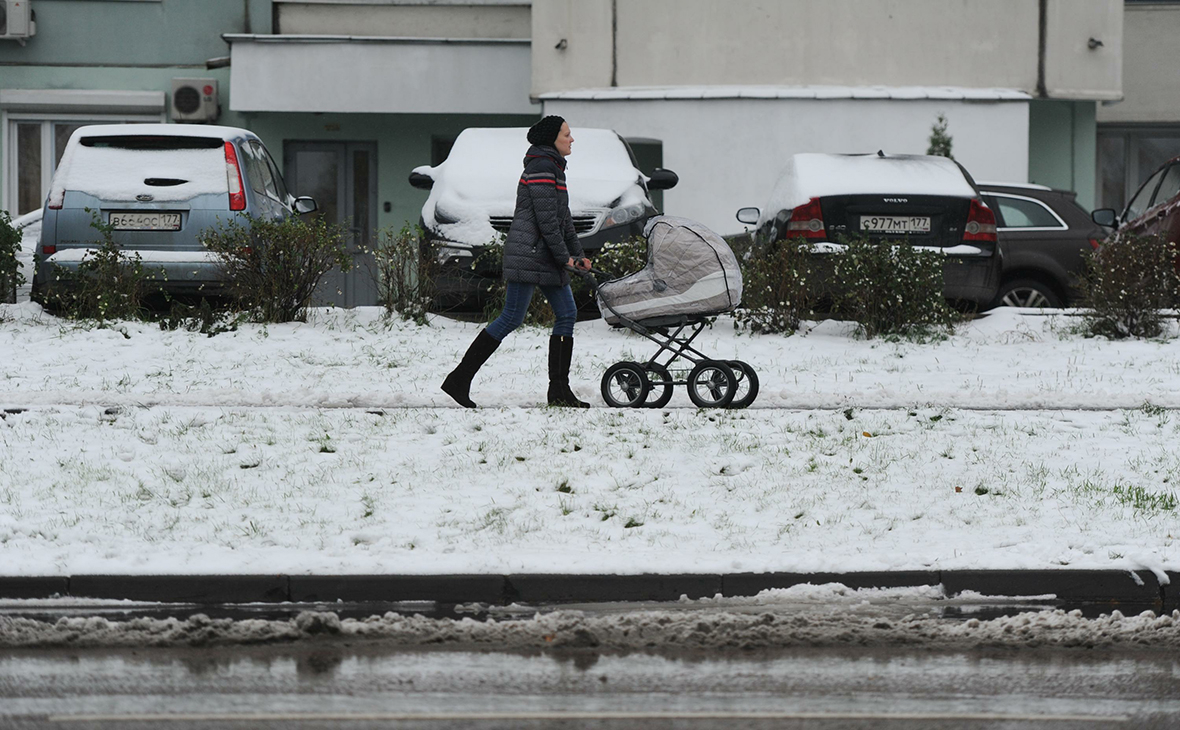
[284,141,378,308]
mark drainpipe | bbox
[1036,0,1047,98]
[611,0,618,87]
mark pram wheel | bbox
[687,360,736,408]
[601,361,651,408]
[643,363,674,409]
[726,360,760,409]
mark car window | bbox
[240,143,271,200]
[991,195,1064,229]
[1125,166,1166,222]
[246,141,284,202]
[1149,163,1180,209]
[257,142,290,202]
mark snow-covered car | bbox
[33,124,316,303]
[736,152,1002,309]
[409,126,678,311]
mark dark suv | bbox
[979,183,1108,308]
[1092,154,1180,244]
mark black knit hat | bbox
[527,115,566,146]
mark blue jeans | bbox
[486,281,577,340]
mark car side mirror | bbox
[736,207,761,225]
[1091,208,1118,228]
[646,168,679,191]
[409,172,434,190]
[293,196,318,215]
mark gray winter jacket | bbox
[502,144,584,286]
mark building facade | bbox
[1,0,1154,305]
[1095,0,1180,212]
[534,0,1122,232]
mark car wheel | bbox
[994,278,1063,308]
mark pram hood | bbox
[597,216,743,325]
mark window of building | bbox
[4,115,157,215]
[1097,126,1180,214]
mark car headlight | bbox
[601,203,647,229]
[435,243,474,266]
[434,207,459,226]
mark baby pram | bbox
[573,216,759,409]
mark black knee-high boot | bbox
[441,329,500,408]
[547,335,590,408]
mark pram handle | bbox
[565,264,611,278]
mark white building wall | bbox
[228,37,539,114]
[1043,0,1122,100]
[533,0,1121,100]
[545,97,1029,236]
[1096,4,1180,124]
[276,2,532,39]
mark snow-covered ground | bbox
[0,303,1177,577]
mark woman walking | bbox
[441,115,592,408]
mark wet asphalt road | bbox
[3,640,1179,730]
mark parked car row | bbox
[11,120,1178,315]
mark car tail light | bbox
[224,141,246,212]
[42,244,57,255]
[963,198,997,242]
[786,197,826,239]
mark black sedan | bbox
[979,183,1110,308]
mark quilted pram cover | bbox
[597,216,743,325]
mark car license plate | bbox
[109,212,182,231]
[860,215,931,234]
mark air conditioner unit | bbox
[0,0,36,43]
[170,78,220,123]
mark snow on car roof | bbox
[415,127,648,245]
[424,127,640,202]
[976,181,1053,191]
[67,123,256,141]
[49,129,232,205]
[759,153,977,225]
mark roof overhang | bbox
[537,86,1033,102]
[0,88,166,114]
[224,34,538,114]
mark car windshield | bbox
[1150,163,1180,210]
[1125,166,1166,222]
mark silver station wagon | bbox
[33,123,315,301]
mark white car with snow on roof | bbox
[409,126,677,312]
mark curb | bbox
[1,571,1175,610]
